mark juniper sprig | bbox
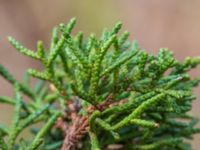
[0,18,200,150]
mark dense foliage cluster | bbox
[0,18,200,150]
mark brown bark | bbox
[57,95,127,150]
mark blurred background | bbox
[0,0,199,148]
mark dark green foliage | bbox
[0,18,200,150]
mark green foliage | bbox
[0,18,200,150]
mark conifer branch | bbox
[0,18,199,150]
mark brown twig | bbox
[58,94,127,150]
